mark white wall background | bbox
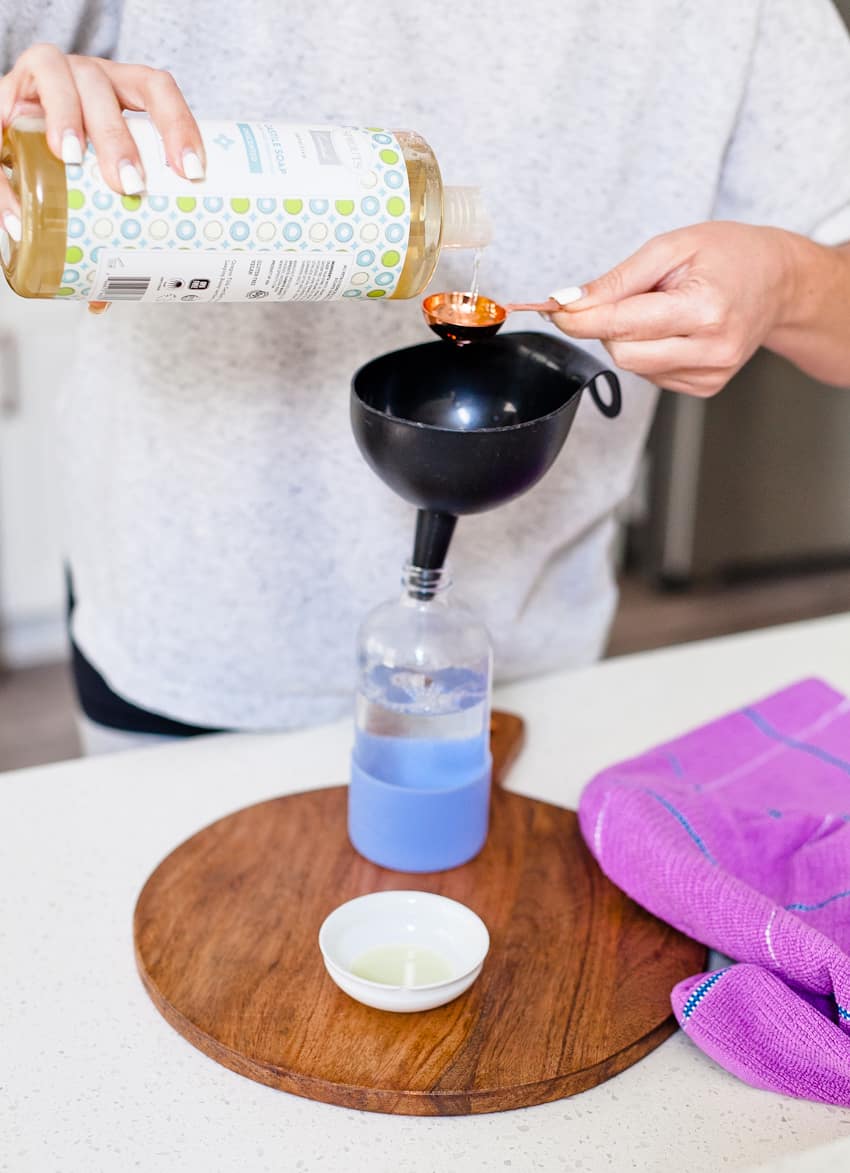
[0,284,80,666]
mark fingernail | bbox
[181,149,205,180]
[3,212,22,242]
[118,160,145,195]
[0,228,10,266]
[61,130,83,165]
[550,285,584,307]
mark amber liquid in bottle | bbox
[1,119,67,298]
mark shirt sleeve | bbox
[714,0,850,245]
[0,0,121,74]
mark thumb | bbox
[561,233,687,312]
[0,168,21,238]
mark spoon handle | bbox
[504,299,564,313]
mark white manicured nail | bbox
[0,228,10,266]
[550,285,584,306]
[3,212,22,242]
[118,160,145,195]
[61,130,83,165]
[182,149,205,180]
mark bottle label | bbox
[59,119,411,302]
[91,249,353,303]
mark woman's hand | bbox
[0,43,204,241]
[546,222,797,396]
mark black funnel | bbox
[351,332,621,570]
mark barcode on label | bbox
[102,276,151,300]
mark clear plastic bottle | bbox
[348,563,493,872]
[0,117,490,304]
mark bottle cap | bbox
[441,186,492,249]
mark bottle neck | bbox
[441,186,492,250]
[401,562,453,603]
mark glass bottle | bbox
[349,563,493,872]
[0,117,490,304]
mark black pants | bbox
[67,573,220,738]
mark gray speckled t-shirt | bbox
[6,0,850,728]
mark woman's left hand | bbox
[546,222,795,396]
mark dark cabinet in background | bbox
[640,353,850,583]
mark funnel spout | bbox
[412,510,457,572]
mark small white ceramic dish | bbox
[318,890,490,1013]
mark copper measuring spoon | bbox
[422,289,582,344]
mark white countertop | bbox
[3,614,850,1173]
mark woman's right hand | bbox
[0,43,204,242]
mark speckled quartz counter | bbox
[3,615,850,1173]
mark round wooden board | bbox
[134,713,706,1116]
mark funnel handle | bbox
[552,337,622,419]
[588,371,622,419]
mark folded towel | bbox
[578,677,850,1105]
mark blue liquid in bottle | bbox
[349,661,493,872]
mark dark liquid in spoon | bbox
[429,314,503,344]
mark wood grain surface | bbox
[134,712,705,1115]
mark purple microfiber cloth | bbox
[578,677,850,1105]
